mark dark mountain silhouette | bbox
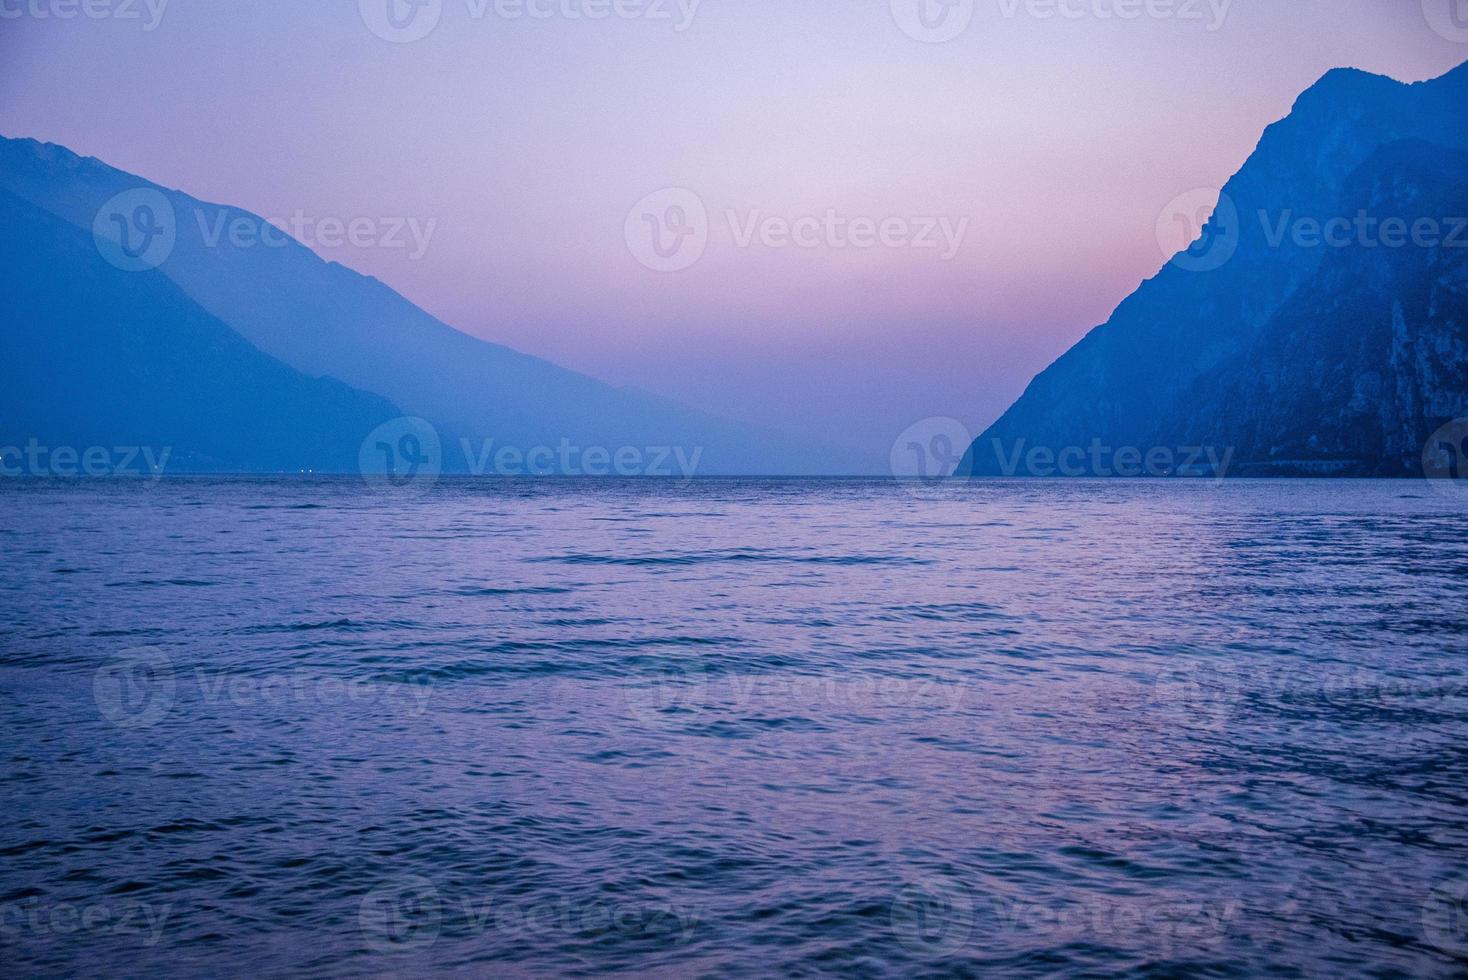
[0,187,404,473]
[965,61,1468,477]
[1171,139,1468,474]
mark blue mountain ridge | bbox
[0,136,865,475]
[964,60,1468,477]
[0,187,404,472]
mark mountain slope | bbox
[0,188,405,472]
[1171,140,1468,475]
[0,136,859,475]
[964,61,1468,477]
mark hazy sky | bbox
[2,0,1465,458]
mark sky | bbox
[2,0,1466,460]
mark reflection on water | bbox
[1,478,1466,976]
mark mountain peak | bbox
[1289,66,1402,116]
[1289,58,1468,112]
[964,56,1468,478]
[2,134,72,162]
[0,133,106,181]
[1311,65,1389,86]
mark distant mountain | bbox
[0,136,858,475]
[0,187,404,473]
[965,62,1468,477]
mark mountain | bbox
[1172,140,1468,474]
[0,187,404,473]
[0,136,858,475]
[964,61,1468,477]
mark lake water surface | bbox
[2,478,1466,977]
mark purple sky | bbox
[2,0,1465,458]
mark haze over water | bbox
[2,478,1466,976]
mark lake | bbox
[2,477,1466,976]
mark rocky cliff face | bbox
[1171,140,1468,475]
[965,62,1468,478]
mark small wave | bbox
[529,549,931,567]
[451,585,575,597]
